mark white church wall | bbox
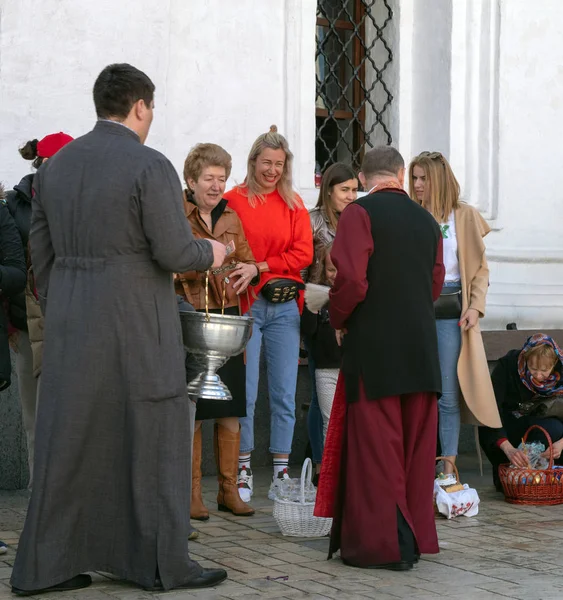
[2,0,562,329]
[397,0,563,329]
[0,0,317,200]
[485,0,563,329]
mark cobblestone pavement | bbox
[2,459,563,599]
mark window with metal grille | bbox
[315,0,394,176]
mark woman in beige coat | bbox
[409,151,501,474]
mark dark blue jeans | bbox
[304,337,324,464]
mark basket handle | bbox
[436,456,461,483]
[522,424,554,468]
[300,458,313,504]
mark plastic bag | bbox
[517,441,549,470]
[268,475,317,503]
[434,480,480,519]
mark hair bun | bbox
[269,124,278,133]
[19,139,39,161]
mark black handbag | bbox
[530,398,563,420]
[434,289,462,320]
[261,279,303,304]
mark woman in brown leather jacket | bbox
[175,143,259,519]
[307,162,358,283]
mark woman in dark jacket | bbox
[0,184,27,389]
[301,244,340,447]
[479,333,563,490]
[304,164,357,477]
[7,132,73,487]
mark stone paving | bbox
[2,458,563,599]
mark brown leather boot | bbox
[214,423,255,516]
[190,427,209,521]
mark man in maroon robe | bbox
[314,146,445,571]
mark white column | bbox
[396,0,415,165]
[449,0,500,223]
[283,0,318,205]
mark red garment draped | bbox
[314,372,347,518]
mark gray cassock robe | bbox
[11,120,213,591]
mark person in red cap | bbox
[5,131,74,491]
[36,132,75,161]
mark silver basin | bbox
[179,311,254,401]
[180,311,254,357]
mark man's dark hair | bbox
[361,146,405,178]
[93,63,155,120]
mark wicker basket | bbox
[272,458,333,537]
[434,456,461,517]
[499,425,563,506]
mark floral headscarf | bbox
[518,333,563,397]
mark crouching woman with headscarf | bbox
[479,333,563,490]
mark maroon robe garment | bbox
[315,192,445,566]
[339,386,439,564]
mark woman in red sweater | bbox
[224,125,313,501]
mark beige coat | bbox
[455,203,501,428]
[25,268,44,378]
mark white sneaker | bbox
[237,466,253,503]
[268,467,291,500]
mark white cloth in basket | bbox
[434,480,480,519]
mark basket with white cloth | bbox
[272,458,333,537]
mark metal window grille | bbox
[315,0,394,174]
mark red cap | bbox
[36,132,74,158]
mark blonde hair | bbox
[183,143,232,186]
[525,344,558,368]
[241,125,299,209]
[409,151,460,223]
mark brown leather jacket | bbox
[175,194,259,311]
[304,206,336,283]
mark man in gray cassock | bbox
[10,63,228,595]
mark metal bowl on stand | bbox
[180,311,254,401]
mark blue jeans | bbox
[241,295,300,454]
[303,337,324,464]
[436,283,462,457]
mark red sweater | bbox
[223,186,313,313]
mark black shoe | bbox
[343,558,413,571]
[146,568,227,591]
[12,574,92,596]
[372,561,413,571]
[180,568,227,589]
